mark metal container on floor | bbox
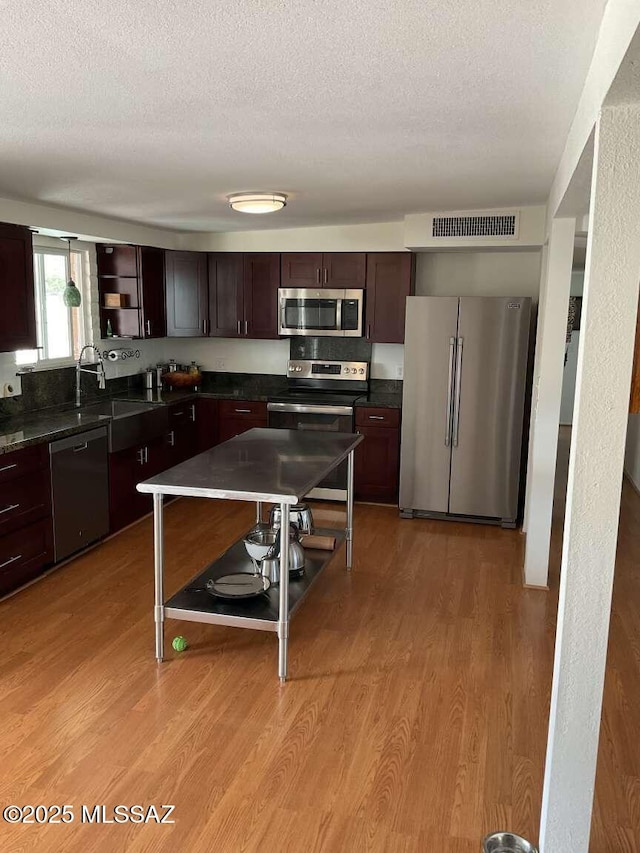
[482,832,538,853]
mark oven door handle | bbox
[267,402,354,416]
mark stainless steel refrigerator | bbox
[399,296,531,527]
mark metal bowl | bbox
[269,503,313,534]
[482,833,538,853]
[244,529,278,562]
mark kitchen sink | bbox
[80,399,157,419]
[79,399,169,453]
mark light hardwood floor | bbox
[0,454,637,851]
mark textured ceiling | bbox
[0,1,607,232]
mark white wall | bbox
[0,195,182,248]
[185,220,407,253]
[626,415,640,491]
[415,250,542,300]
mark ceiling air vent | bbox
[432,213,518,239]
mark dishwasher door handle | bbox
[0,554,21,570]
[73,442,88,452]
[0,503,20,516]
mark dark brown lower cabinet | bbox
[109,437,167,533]
[165,402,197,467]
[217,400,268,444]
[0,442,53,597]
[354,407,401,503]
[0,518,53,597]
[195,398,219,453]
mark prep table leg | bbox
[153,493,165,662]
[278,502,290,682]
[346,449,354,569]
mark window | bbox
[16,247,87,367]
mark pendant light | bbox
[62,236,82,307]
[227,192,287,214]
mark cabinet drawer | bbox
[0,468,51,537]
[0,517,53,597]
[355,407,400,429]
[218,400,267,420]
[0,444,48,485]
[168,401,196,422]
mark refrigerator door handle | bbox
[452,337,464,447]
[445,337,456,446]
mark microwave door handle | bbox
[336,298,343,332]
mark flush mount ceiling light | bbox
[227,192,287,214]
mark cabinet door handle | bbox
[237,320,242,335]
[234,408,251,414]
[323,268,328,285]
[0,503,20,516]
[189,404,196,422]
[0,463,17,474]
[368,415,384,420]
[137,448,146,465]
[244,320,248,335]
[173,411,185,417]
[0,554,21,570]
[367,324,371,340]
[316,268,321,285]
[168,430,175,447]
[146,320,152,336]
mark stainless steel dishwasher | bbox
[50,427,109,562]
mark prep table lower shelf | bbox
[164,528,345,632]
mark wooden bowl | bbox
[162,371,201,388]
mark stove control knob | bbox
[351,368,357,374]
[358,368,365,374]
[296,366,302,372]
[343,366,349,373]
[288,365,295,371]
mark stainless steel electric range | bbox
[267,359,369,500]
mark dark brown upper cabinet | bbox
[139,247,166,338]
[97,244,166,339]
[364,253,415,344]
[324,253,366,288]
[0,222,36,352]
[281,252,366,289]
[281,252,323,288]
[208,252,280,339]
[243,253,280,338]
[208,253,243,337]
[165,251,208,337]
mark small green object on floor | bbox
[172,636,188,652]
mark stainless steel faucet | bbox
[76,344,106,407]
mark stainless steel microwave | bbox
[277,288,364,337]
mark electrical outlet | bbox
[214,358,225,371]
[396,365,403,379]
[3,378,21,398]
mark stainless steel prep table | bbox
[137,427,363,681]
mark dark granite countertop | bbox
[0,389,274,454]
[0,373,402,454]
[113,389,274,405]
[0,409,112,455]
[354,393,403,409]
